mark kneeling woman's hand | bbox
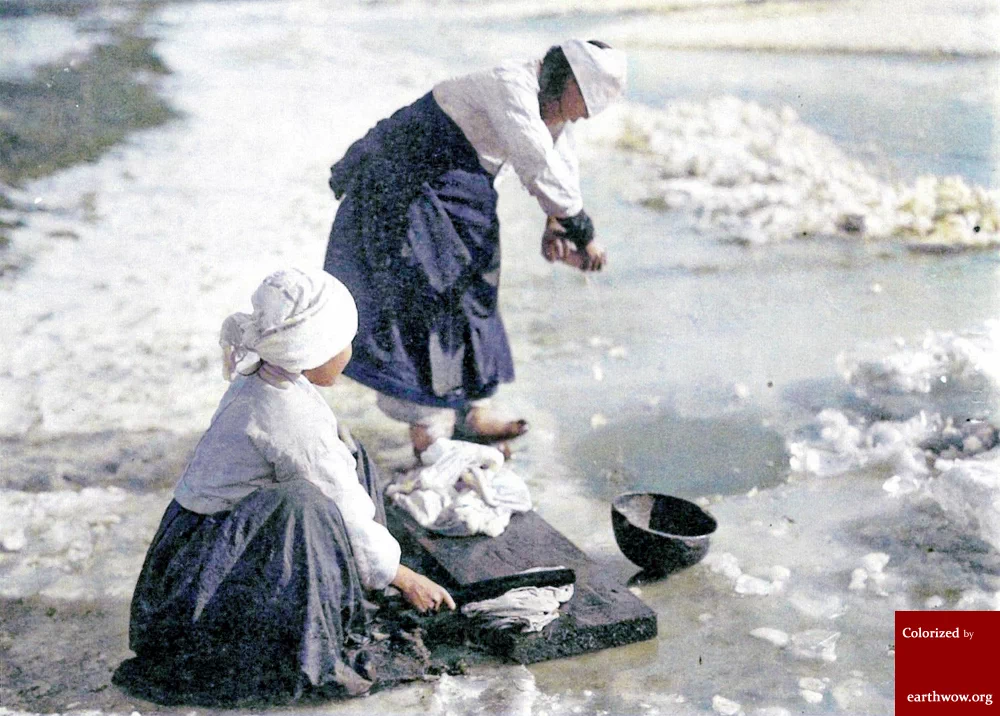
[392,564,456,613]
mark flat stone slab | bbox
[386,505,658,664]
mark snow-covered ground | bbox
[2,0,999,714]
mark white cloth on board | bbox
[461,581,575,633]
[386,438,532,537]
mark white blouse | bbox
[432,58,583,219]
[173,371,401,591]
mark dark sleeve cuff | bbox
[556,210,595,251]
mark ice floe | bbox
[787,321,1000,554]
[0,486,168,599]
[704,552,791,596]
[749,627,789,647]
[588,98,1000,248]
[712,694,743,716]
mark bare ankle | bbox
[409,425,434,455]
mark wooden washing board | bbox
[386,505,658,664]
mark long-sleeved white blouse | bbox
[432,58,583,218]
[173,370,401,590]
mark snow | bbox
[585,98,1000,246]
[2,0,999,713]
[602,0,1000,57]
[0,487,169,600]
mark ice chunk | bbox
[750,627,789,647]
[789,592,845,620]
[790,629,840,662]
[832,677,890,713]
[769,565,791,583]
[955,589,1000,610]
[849,568,868,591]
[928,454,1000,552]
[0,527,26,552]
[704,552,742,580]
[799,689,823,704]
[883,474,922,496]
[861,552,890,573]
[712,695,743,715]
[735,574,773,596]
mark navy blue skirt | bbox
[114,443,392,705]
[324,92,515,408]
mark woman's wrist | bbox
[391,564,415,588]
[555,210,595,250]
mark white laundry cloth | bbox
[387,438,532,537]
[461,580,575,633]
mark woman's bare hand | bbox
[541,216,572,262]
[579,241,607,271]
[391,565,456,613]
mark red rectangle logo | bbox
[896,611,998,712]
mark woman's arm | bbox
[484,67,584,218]
[391,564,456,613]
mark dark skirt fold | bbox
[114,443,390,705]
[324,92,514,408]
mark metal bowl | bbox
[612,492,717,575]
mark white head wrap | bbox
[219,268,358,380]
[560,39,627,117]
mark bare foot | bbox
[409,425,435,458]
[456,407,528,442]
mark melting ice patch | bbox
[787,409,940,480]
[787,321,1000,551]
[929,453,1000,554]
[0,487,168,600]
[588,98,1000,248]
[840,321,1000,418]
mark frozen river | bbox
[1,1,999,714]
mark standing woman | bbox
[324,39,627,455]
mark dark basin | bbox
[612,492,717,575]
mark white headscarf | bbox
[219,268,358,380]
[561,39,627,117]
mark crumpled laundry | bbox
[386,438,532,537]
[461,578,575,633]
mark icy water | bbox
[3,2,999,714]
[356,3,1000,505]
[492,41,1000,502]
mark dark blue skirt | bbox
[114,442,391,705]
[325,92,515,408]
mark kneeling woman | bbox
[116,268,453,704]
